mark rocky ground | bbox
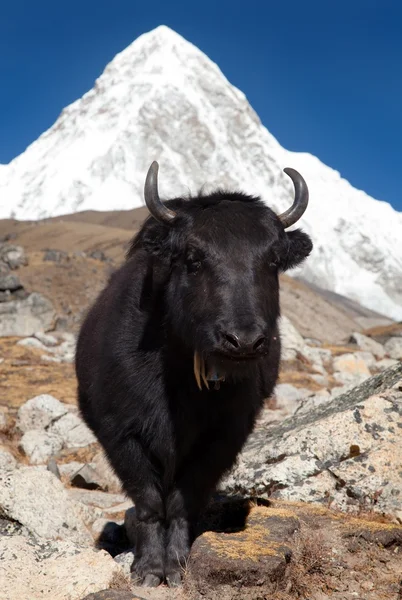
[1,230,402,599]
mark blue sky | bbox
[0,0,401,211]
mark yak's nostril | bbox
[224,332,240,348]
[253,335,266,350]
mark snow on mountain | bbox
[0,25,401,320]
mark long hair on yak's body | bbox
[75,161,313,588]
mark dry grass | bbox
[0,337,77,408]
[108,569,132,591]
[286,525,332,597]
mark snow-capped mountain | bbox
[1,25,401,320]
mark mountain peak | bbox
[0,27,401,320]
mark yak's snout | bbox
[215,325,267,359]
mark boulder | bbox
[0,272,22,291]
[220,363,402,518]
[376,357,399,372]
[91,450,122,493]
[186,503,299,598]
[19,430,64,465]
[333,353,371,377]
[81,592,137,600]
[354,350,377,370]
[114,551,136,577]
[48,411,97,448]
[0,466,92,546]
[384,337,402,360]
[0,292,55,336]
[0,446,17,472]
[0,535,125,600]
[71,464,104,490]
[34,331,59,346]
[349,332,386,360]
[17,394,68,433]
[0,406,10,433]
[17,336,49,351]
[272,383,311,415]
[0,244,28,269]
[300,345,333,373]
[278,315,305,361]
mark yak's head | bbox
[131,162,313,387]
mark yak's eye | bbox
[186,258,202,274]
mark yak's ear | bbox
[279,229,313,272]
[136,218,188,263]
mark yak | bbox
[75,161,313,587]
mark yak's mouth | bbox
[193,350,260,391]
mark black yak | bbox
[75,161,313,587]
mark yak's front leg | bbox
[99,435,166,586]
[164,426,251,586]
[131,487,166,586]
[164,489,195,587]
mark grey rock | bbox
[349,332,386,360]
[91,450,122,493]
[354,350,377,370]
[47,458,61,479]
[0,272,22,291]
[0,244,27,269]
[81,591,135,600]
[384,336,402,360]
[333,370,370,386]
[273,383,311,415]
[71,464,104,490]
[74,500,103,526]
[17,336,48,351]
[19,430,64,464]
[48,412,96,448]
[376,357,399,372]
[41,353,63,363]
[19,331,76,363]
[310,373,329,387]
[333,353,371,377]
[114,550,135,577]
[0,466,92,545]
[68,488,128,510]
[301,345,333,373]
[0,406,9,433]
[34,331,59,346]
[17,394,68,433]
[0,292,55,336]
[59,461,87,480]
[278,315,305,361]
[220,363,402,517]
[89,249,108,261]
[293,390,332,416]
[43,248,68,262]
[0,446,17,472]
[0,535,124,600]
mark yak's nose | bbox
[222,330,266,354]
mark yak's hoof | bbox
[142,574,162,587]
[166,571,182,587]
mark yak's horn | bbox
[278,168,309,228]
[144,161,177,224]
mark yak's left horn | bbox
[144,161,177,224]
[278,168,309,228]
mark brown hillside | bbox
[0,209,393,343]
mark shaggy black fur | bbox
[75,189,312,587]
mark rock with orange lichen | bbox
[186,504,299,596]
